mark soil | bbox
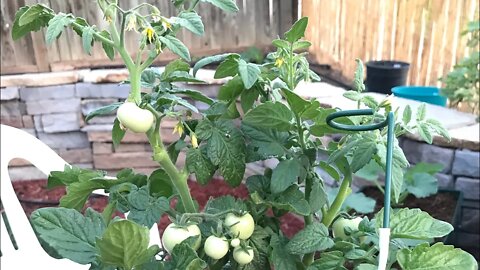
[361,186,457,223]
[10,178,304,238]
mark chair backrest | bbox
[0,125,161,258]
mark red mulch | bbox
[12,179,304,238]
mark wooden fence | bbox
[0,0,295,74]
[303,0,479,87]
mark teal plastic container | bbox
[392,86,447,107]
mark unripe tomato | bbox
[161,223,201,254]
[332,217,363,239]
[233,246,254,265]
[230,238,240,248]
[204,235,229,260]
[116,102,154,133]
[224,213,255,240]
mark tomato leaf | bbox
[271,159,304,194]
[196,119,246,186]
[12,5,53,40]
[112,118,126,149]
[85,102,122,122]
[285,17,308,43]
[286,223,334,255]
[193,53,239,76]
[158,35,191,61]
[243,102,293,131]
[31,208,105,264]
[98,30,115,60]
[201,0,239,12]
[186,147,216,185]
[238,59,260,89]
[397,242,477,270]
[81,26,95,55]
[214,54,240,79]
[45,13,73,45]
[175,11,204,36]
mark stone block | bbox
[0,116,23,128]
[115,143,148,153]
[19,84,75,101]
[93,142,112,154]
[88,115,116,124]
[33,115,43,132]
[1,100,26,117]
[1,87,19,100]
[1,70,80,87]
[9,158,31,167]
[58,148,93,164]
[436,173,454,189]
[75,83,129,99]
[8,166,47,181]
[402,139,454,173]
[455,177,480,200]
[452,150,480,178]
[81,98,118,116]
[22,115,34,128]
[93,152,157,170]
[41,113,81,133]
[26,98,80,115]
[37,132,89,149]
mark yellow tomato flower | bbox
[173,122,184,137]
[143,26,155,43]
[275,57,284,67]
[191,134,199,148]
[162,19,172,30]
[125,14,137,31]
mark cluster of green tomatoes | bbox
[162,213,256,265]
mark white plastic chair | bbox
[0,125,161,269]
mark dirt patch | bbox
[11,178,304,238]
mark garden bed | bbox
[12,179,304,238]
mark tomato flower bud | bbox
[173,122,184,136]
[143,26,155,43]
[191,134,198,148]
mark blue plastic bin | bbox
[391,86,447,107]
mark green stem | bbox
[128,68,141,103]
[71,21,114,46]
[322,174,352,227]
[188,0,201,11]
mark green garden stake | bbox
[326,109,394,270]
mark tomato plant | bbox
[12,0,477,269]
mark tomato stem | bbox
[321,173,352,227]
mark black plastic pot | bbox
[365,61,410,94]
[439,189,463,245]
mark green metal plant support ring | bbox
[326,109,395,228]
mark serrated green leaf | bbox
[47,165,106,188]
[127,186,170,227]
[309,180,328,213]
[31,207,105,264]
[270,234,299,270]
[361,95,379,109]
[405,172,438,198]
[158,35,191,61]
[81,26,95,55]
[243,102,293,131]
[238,59,260,89]
[201,0,239,12]
[286,223,334,255]
[271,159,303,194]
[403,105,412,125]
[12,5,53,40]
[175,11,204,35]
[293,40,312,51]
[426,119,451,141]
[46,13,72,45]
[318,161,341,181]
[157,92,199,112]
[307,251,346,270]
[19,4,52,26]
[350,138,377,172]
[375,208,453,239]
[252,185,311,216]
[240,87,260,112]
[60,177,120,211]
[112,118,126,149]
[353,59,365,92]
[285,17,309,43]
[85,102,122,122]
[343,90,362,101]
[214,55,240,78]
[397,242,477,270]
[186,147,216,185]
[98,30,115,60]
[282,88,310,114]
[241,124,288,158]
[165,243,207,269]
[417,123,433,144]
[161,59,190,80]
[192,53,238,76]
[148,169,173,198]
[196,119,246,186]
[97,220,159,270]
[218,75,244,101]
[416,103,427,121]
[272,39,290,49]
[204,195,246,214]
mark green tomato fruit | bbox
[233,246,254,266]
[224,213,255,240]
[116,102,154,133]
[230,238,240,248]
[161,223,201,254]
[332,217,363,239]
[204,235,229,260]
